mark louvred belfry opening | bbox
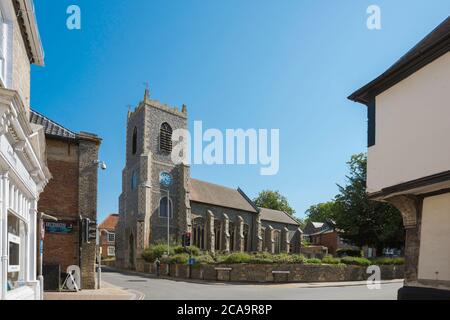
[160,122,173,154]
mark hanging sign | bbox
[45,221,74,234]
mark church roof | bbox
[258,207,300,226]
[30,109,77,140]
[189,179,258,213]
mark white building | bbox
[0,0,50,300]
[349,17,450,299]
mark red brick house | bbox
[99,214,119,259]
[303,221,358,256]
[30,110,102,290]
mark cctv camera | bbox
[100,162,107,170]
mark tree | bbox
[333,153,405,253]
[305,201,336,223]
[253,190,296,216]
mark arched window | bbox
[160,122,173,154]
[159,197,173,218]
[261,227,266,251]
[243,224,249,252]
[193,218,205,250]
[132,127,137,155]
[229,222,235,252]
[131,170,138,190]
[273,230,281,254]
[214,220,221,251]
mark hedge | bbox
[336,249,362,258]
[340,256,371,266]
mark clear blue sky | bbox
[30,1,450,223]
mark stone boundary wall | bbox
[141,263,404,283]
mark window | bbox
[0,7,7,86]
[159,197,173,218]
[261,227,266,251]
[131,170,138,190]
[7,213,26,292]
[214,220,221,251]
[243,224,249,252]
[229,222,235,251]
[108,232,115,243]
[159,123,173,154]
[107,246,115,257]
[273,230,281,254]
[193,218,205,250]
[132,127,137,155]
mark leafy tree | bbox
[305,201,336,223]
[253,190,296,216]
[333,153,405,253]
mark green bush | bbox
[305,258,322,264]
[217,252,252,264]
[322,256,341,265]
[371,257,404,265]
[249,252,274,264]
[291,254,306,264]
[142,244,173,262]
[340,256,371,266]
[162,253,190,265]
[173,245,201,256]
[194,254,216,265]
[336,249,362,258]
[272,254,294,264]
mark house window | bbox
[160,123,173,154]
[132,127,137,155]
[7,213,27,292]
[0,7,8,87]
[193,218,205,250]
[107,246,115,257]
[108,232,115,243]
[159,197,173,218]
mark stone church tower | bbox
[116,90,191,270]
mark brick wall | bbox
[38,136,101,290]
[38,139,80,273]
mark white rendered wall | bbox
[418,193,450,282]
[367,52,450,193]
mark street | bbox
[102,268,402,300]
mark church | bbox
[115,90,302,271]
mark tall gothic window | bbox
[160,123,173,154]
[274,230,281,254]
[214,220,221,251]
[261,227,266,251]
[193,218,205,250]
[159,197,173,218]
[229,222,235,252]
[132,127,137,155]
[243,224,249,252]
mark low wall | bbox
[144,263,404,283]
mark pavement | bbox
[102,267,404,300]
[44,280,144,300]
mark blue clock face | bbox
[159,172,173,187]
